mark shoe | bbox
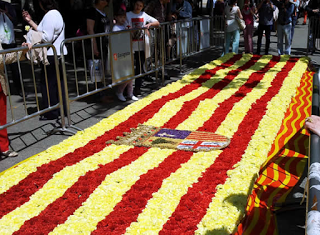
[133,87,141,96]
[2,150,18,157]
[116,92,126,102]
[129,95,138,101]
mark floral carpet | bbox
[0,53,312,234]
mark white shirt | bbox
[37,10,67,56]
[125,11,158,51]
[225,5,240,32]
[112,24,126,32]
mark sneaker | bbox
[129,95,139,101]
[116,92,126,102]
[2,150,18,157]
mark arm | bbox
[290,0,300,8]
[287,3,295,15]
[145,13,160,29]
[237,8,243,19]
[22,10,38,31]
[257,0,264,11]
[179,2,193,19]
[86,18,100,57]
[270,0,280,8]
[0,43,31,69]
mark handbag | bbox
[0,12,15,44]
[88,59,103,82]
[236,16,246,31]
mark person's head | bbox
[94,0,109,8]
[38,0,58,12]
[114,8,126,26]
[133,0,144,14]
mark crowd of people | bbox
[0,0,320,158]
[214,0,320,55]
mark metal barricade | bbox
[60,26,164,132]
[307,16,320,55]
[306,68,320,234]
[0,43,68,134]
[160,15,224,73]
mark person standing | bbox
[86,0,110,60]
[290,0,300,44]
[113,8,138,102]
[272,0,294,55]
[0,40,31,157]
[256,0,276,55]
[242,0,256,53]
[126,0,159,96]
[223,0,243,55]
[305,0,320,54]
[22,0,68,120]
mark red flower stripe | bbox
[164,55,261,129]
[92,151,194,235]
[0,54,242,219]
[159,57,299,234]
[13,147,148,235]
[236,71,312,235]
[198,55,280,133]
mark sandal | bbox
[2,150,19,157]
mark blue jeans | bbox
[277,23,292,55]
[224,30,240,54]
[291,15,297,44]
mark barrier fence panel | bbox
[307,16,320,55]
[306,69,320,234]
[60,26,164,131]
[0,44,68,134]
[160,15,224,73]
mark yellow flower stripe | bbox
[0,53,235,195]
[195,56,309,234]
[178,55,270,131]
[0,145,132,235]
[49,148,175,235]
[125,151,221,235]
[145,54,252,127]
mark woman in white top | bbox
[125,0,159,96]
[22,0,67,120]
[224,0,243,55]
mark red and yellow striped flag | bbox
[0,53,311,234]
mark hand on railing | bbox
[305,115,320,137]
